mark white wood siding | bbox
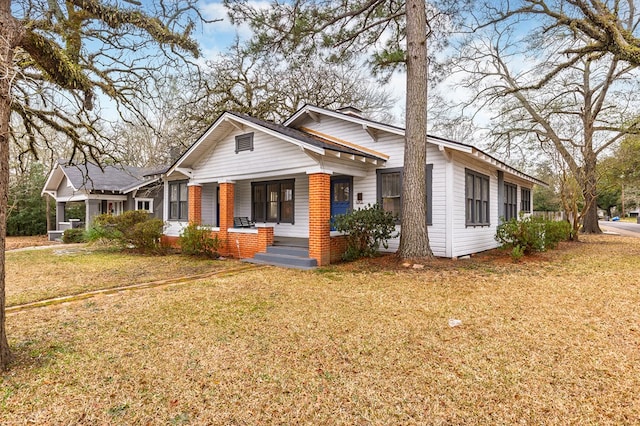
[191,128,316,182]
[298,116,449,256]
[450,153,500,257]
[301,116,405,169]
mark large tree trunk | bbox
[398,0,433,259]
[0,0,23,370]
[582,187,602,233]
[581,157,602,234]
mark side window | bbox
[376,165,432,225]
[169,181,188,220]
[135,198,153,213]
[521,188,531,213]
[466,169,490,226]
[379,171,401,220]
[504,183,517,221]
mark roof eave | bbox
[167,112,326,178]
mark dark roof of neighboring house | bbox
[227,112,388,161]
[57,160,166,193]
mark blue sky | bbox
[194,0,409,122]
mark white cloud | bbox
[197,0,272,55]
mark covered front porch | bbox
[46,196,126,241]
[183,172,345,267]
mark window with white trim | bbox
[169,181,188,220]
[135,198,154,213]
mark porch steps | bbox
[242,245,317,270]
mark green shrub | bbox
[179,223,222,258]
[87,211,164,253]
[511,245,525,262]
[7,163,50,236]
[496,214,571,256]
[332,203,398,261]
[62,228,86,243]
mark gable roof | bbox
[231,112,388,161]
[284,104,547,187]
[167,111,388,176]
[42,160,166,195]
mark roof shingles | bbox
[59,160,163,193]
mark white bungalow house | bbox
[42,160,166,240]
[162,105,545,268]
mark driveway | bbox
[599,220,640,237]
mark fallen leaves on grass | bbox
[5,248,236,306]
[1,234,640,424]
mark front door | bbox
[330,177,352,229]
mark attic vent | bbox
[235,133,254,153]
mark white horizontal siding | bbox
[300,116,406,169]
[165,221,186,237]
[450,153,500,257]
[379,146,448,257]
[192,128,316,182]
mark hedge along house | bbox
[42,160,166,240]
[163,105,545,268]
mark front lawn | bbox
[6,247,235,306]
[2,235,640,424]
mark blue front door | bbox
[330,177,352,229]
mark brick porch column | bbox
[219,181,235,256]
[187,183,202,225]
[308,173,331,266]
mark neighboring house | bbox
[42,160,166,240]
[163,105,546,267]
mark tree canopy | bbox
[0,0,208,370]
[452,0,640,233]
[488,0,640,66]
[8,0,206,163]
[224,0,469,259]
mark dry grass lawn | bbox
[2,234,640,424]
[5,246,235,306]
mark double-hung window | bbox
[169,181,188,220]
[465,169,490,226]
[376,165,433,225]
[521,188,531,213]
[135,198,154,213]
[252,180,294,223]
[504,182,518,221]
